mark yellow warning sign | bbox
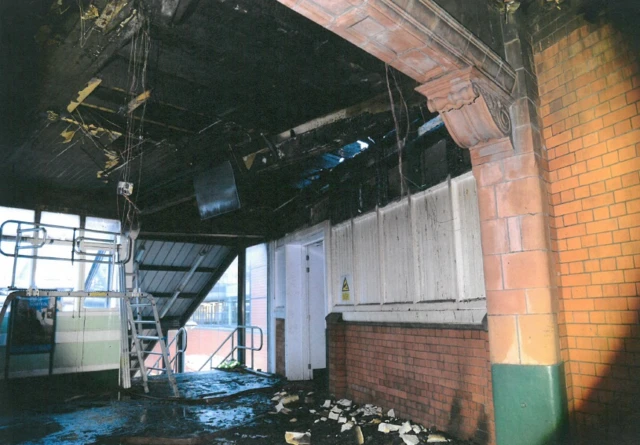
[341,276,351,301]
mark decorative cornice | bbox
[416,67,514,149]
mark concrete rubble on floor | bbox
[275,392,453,444]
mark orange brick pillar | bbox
[418,66,568,444]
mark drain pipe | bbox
[160,246,211,319]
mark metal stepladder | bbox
[124,292,180,397]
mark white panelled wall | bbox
[329,172,486,324]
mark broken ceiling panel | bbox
[0,0,440,236]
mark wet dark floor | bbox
[0,370,477,445]
[0,370,281,445]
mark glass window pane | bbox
[0,207,35,290]
[83,217,121,309]
[191,256,238,327]
[36,213,80,310]
[39,212,80,240]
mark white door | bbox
[306,241,326,373]
[284,244,306,380]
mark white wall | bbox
[329,172,486,324]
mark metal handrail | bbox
[148,327,188,375]
[197,325,263,372]
[0,220,132,264]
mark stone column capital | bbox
[416,67,514,149]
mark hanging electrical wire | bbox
[385,64,411,197]
[118,5,151,233]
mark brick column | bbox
[418,66,568,445]
[326,313,347,398]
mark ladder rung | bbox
[129,303,152,307]
[147,367,165,371]
[133,320,157,324]
[137,335,161,340]
[129,351,158,356]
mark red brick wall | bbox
[275,318,286,376]
[329,321,493,443]
[535,20,640,437]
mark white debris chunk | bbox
[275,402,284,412]
[281,395,300,405]
[399,422,412,435]
[412,425,421,434]
[309,409,316,414]
[285,432,311,445]
[341,421,354,432]
[338,416,347,424]
[281,407,292,415]
[321,417,327,422]
[401,434,420,445]
[378,422,401,433]
[337,399,352,407]
[331,406,343,413]
[307,392,314,396]
[427,433,450,442]
[387,409,395,418]
[354,426,364,445]
[314,419,320,423]
[357,404,379,417]
[322,400,331,408]
[328,411,340,421]
[290,418,297,423]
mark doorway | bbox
[306,241,326,377]
[279,228,328,381]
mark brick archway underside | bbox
[278,0,516,150]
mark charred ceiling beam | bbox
[38,2,142,112]
[116,41,221,90]
[141,0,200,26]
[98,57,218,115]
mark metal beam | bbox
[138,231,265,246]
[138,265,218,273]
[179,247,239,327]
[160,246,211,318]
[151,292,198,299]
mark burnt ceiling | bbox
[0,0,442,239]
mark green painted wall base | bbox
[492,363,569,445]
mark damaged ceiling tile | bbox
[81,4,100,21]
[67,78,102,113]
[60,128,78,144]
[127,90,152,114]
[95,0,129,30]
